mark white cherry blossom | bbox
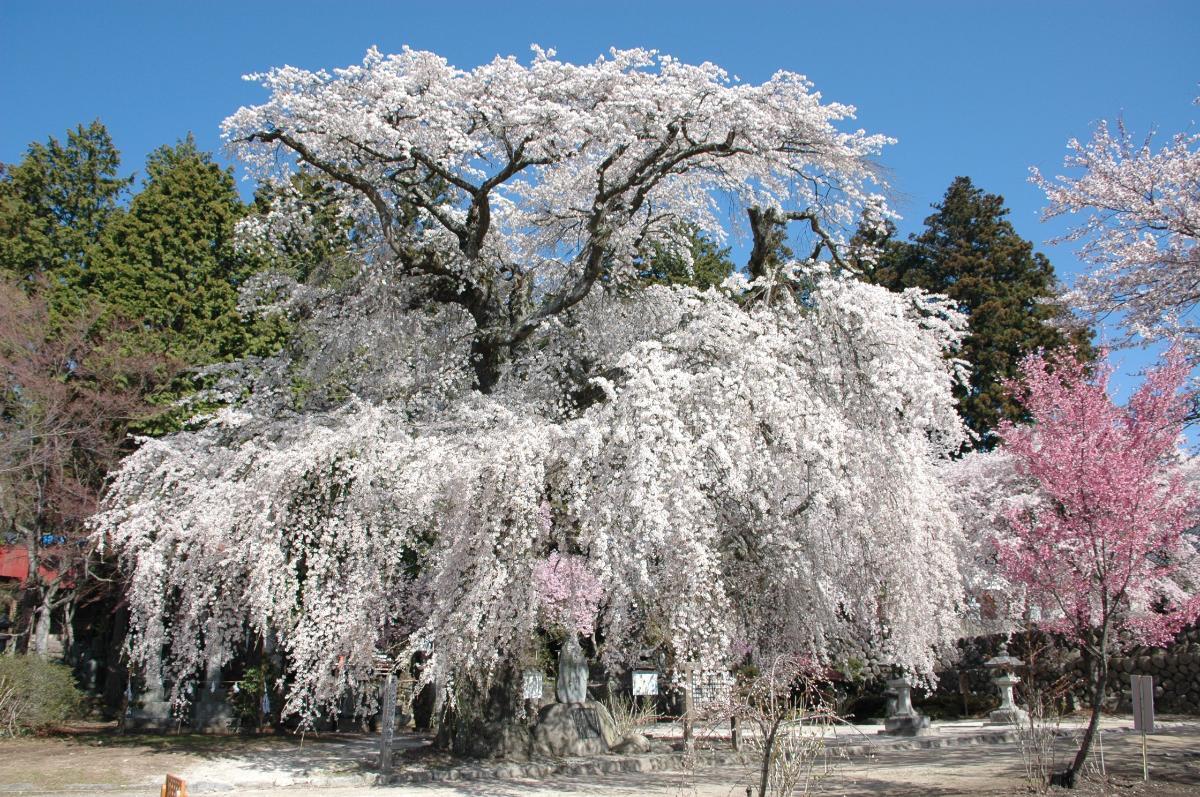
[96,47,971,722]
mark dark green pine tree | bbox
[0,121,132,316]
[249,170,360,287]
[858,176,1091,450]
[638,227,734,290]
[86,135,282,364]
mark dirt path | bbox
[0,732,375,794]
[3,724,1199,796]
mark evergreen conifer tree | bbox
[638,227,734,290]
[87,135,277,363]
[0,121,131,317]
[858,177,1091,449]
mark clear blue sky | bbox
[3,0,1198,385]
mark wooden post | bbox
[379,670,397,777]
[683,667,694,747]
[1132,674,1154,782]
[1142,730,1148,782]
[730,715,740,751]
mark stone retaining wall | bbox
[932,625,1200,715]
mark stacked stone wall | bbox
[931,625,1200,715]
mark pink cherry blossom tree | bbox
[532,552,602,636]
[996,345,1200,785]
[1031,97,1200,349]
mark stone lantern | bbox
[882,674,931,736]
[984,644,1028,725]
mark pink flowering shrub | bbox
[532,552,602,635]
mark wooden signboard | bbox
[1132,674,1155,733]
[161,774,188,797]
[522,669,544,699]
[1131,674,1154,781]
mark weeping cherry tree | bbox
[94,46,972,731]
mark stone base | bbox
[194,698,234,733]
[125,700,174,731]
[986,707,1028,726]
[881,715,932,736]
[611,731,651,754]
[531,702,619,757]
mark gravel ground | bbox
[3,718,1199,796]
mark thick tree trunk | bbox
[102,607,130,716]
[470,336,506,394]
[759,719,781,797]
[31,602,52,656]
[14,518,42,655]
[434,663,531,758]
[12,591,34,655]
[29,581,60,657]
[60,599,76,665]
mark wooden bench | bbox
[161,774,188,797]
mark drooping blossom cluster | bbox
[993,346,1200,647]
[93,47,972,722]
[96,273,970,719]
[532,553,602,636]
[1031,97,1200,347]
[939,449,1039,634]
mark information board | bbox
[1132,674,1155,733]
[632,670,659,696]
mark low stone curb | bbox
[382,728,1029,785]
[183,772,384,793]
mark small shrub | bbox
[229,662,283,731]
[726,656,844,797]
[604,692,657,737]
[0,655,84,736]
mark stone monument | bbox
[531,635,619,756]
[126,665,173,731]
[881,675,931,736]
[555,634,589,703]
[193,659,232,732]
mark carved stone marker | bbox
[556,635,589,704]
[527,635,622,757]
[194,659,231,732]
[128,666,173,731]
[531,701,618,757]
[571,705,602,739]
